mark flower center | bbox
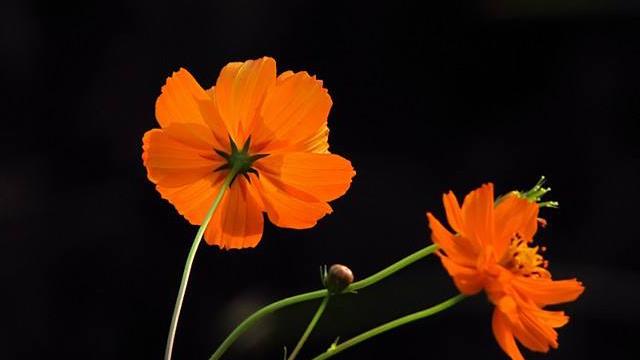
[213,135,268,183]
[501,233,550,278]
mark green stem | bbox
[348,244,437,291]
[310,294,466,360]
[209,244,438,360]
[164,167,240,360]
[287,295,330,360]
[209,289,328,360]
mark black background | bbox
[2,0,639,359]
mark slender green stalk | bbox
[287,295,330,360]
[210,289,329,360]
[209,244,438,360]
[310,294,466,360]
[348,244,437,291]
[164,167,240,360]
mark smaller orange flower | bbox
[427,183,584,360]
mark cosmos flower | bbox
[427,183,584,360]
[142,57,355,249]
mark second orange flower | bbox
[142,57,355,249]
[427,183,584,360]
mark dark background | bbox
[2,0,639,359]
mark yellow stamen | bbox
[502,233,550,278]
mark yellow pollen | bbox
[502,233,550,278]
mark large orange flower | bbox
[427,183,584,360]
[142,57,355,249]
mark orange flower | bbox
[427,183,584,360]
[142,57,355,249]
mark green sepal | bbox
[214,149,230,160]
[241,135,252,153]
[229,135,239,154]
[212,134,269,184]
[516,176,559,208]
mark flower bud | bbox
[324,264,354,294]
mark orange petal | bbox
[512,276,584,306]
[427,212,456,250]
[255,152,355,202]
[496,296,568,353]
[426,212,477,266]
[214,57,276,142]
[204,179,264,249]
[495,297,550,353]
[443,191,465,234]
[253,71,332,154]
[439,255,485,295]
[528,306,569,328]
[492,308,525,360]
[461,183,495,248]
[494,193,539,258]
[253,173,333,229]
[142,129,221,187]
[277,70,295,82]
[291,123,330,153]
[155,68,228,149]
[156,173,226,225]
[513,307,560,352]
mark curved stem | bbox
[209,244,438,360]
[287,295,330,360]
[348,244,437,291]
[210,289,328,360]
[164,167,240,360]
[310,294,466,360]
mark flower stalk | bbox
[165,165,242,360]
[310,294,466,360]
[287,295,330,360]
[208,244,438,360]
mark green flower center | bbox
[214,135,268,184]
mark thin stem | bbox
[209,289,329,360]
[209,244,438,360]
[287,295,330,360]
[164,167,240,360]
[310,294,466,360]
[348,244,437,291]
